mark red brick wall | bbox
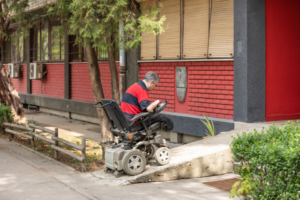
[139,61,234,120]
[188,61,234,119]
[31,64,65,98]
[71,62,120,102]
[4,64,27,94]
[139,63,176,112]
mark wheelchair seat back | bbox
[101,99,131,132]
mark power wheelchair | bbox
[94,99,171,177]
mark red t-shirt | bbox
[120,80,151,119]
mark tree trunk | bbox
[0,62,26,123]
[106,35,120,104]
[85,43,113,162]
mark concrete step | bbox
[92,126,266,185]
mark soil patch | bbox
[0,126,105,172]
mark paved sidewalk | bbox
[0,138,240,200]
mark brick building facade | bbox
[2,0,300,140]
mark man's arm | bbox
[146,100,160,112]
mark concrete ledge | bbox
[182,134,203,144]
[20,94,235,137]
[163,111,234,137]
[138,59,234,63]
[157,130,203,144]
[170,132,182,143]
[20,94,99,118]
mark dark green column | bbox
[64,34,70,99]
[26,30,31,94]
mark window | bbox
[3,39,11,64]
[140,0,157,60]
[159,0,181,59]
[51,23,65,60]
[183,0,209,59]
[69,35,82,61]
[33,21,65,61]
[69,35,110,62]
[2,31,25,64]
[208,0,234,58]
[11,32,24,62]
[140,0,234,60]
[41,22,49,60]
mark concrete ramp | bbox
[92,125,267,185]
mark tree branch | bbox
[3,0,8,11]
[0,2,5,32]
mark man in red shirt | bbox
[120,71,173,131]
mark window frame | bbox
[140,0,234,61]
[69,35,110,62]
[33,20,65,63]
[3,29,26,64]
[3,36,11,64]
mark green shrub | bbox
[230,121,300,200]
[0,104,13,124]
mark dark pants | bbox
[146,113,174,132]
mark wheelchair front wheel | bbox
[154,147,171,166]
[122,150,146,176]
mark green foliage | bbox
[200,114,215,137]
[0,0,38,43]
[47,0,165,51]
[0,104,13,124]
[230,121,300,199]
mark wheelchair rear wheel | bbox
[122,150,146,176]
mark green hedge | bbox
[0,104,13,124]
[230,122,300,200]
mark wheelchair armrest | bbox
[130,112,153,122]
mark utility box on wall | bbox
[8,63,22,78]
[29,63,46,80]
[176,67,187,102]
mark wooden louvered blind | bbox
[183,0,209,59]
[141,1,157,60]
[159,0,180,59]
[208,0,234,58]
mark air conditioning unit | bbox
[29,63,46,80]
[8,63,22,78]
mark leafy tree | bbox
[48,0,165,161]
[0,0,35,124]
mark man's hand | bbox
[146,100,160,112]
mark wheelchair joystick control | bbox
[154,101,167,113]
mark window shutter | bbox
[208,0,234,58]
[141,1,157,60]
[159,0,180,59]
[183,0,209,59]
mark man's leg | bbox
[148,113,174,131]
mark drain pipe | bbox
[119,21,126,101]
